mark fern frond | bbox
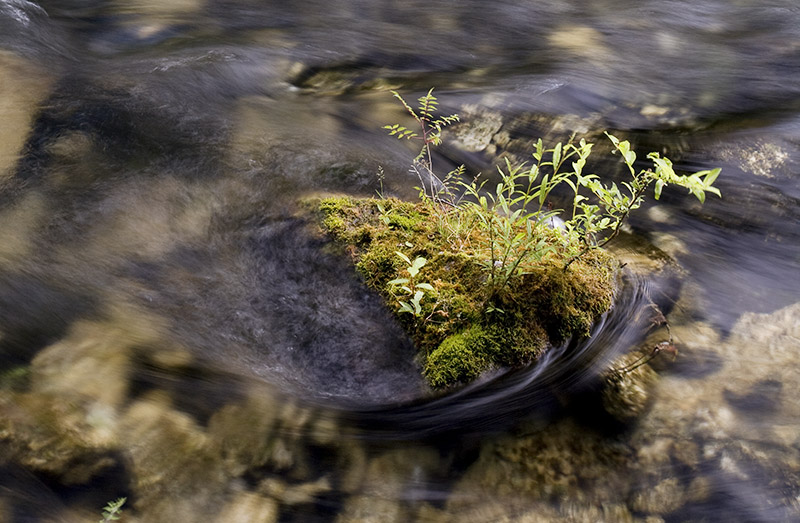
[441,165,466,196]
[390,90,419,120]
[383,124,418,140]
[418,88,439,121]
[433,115,460,127]
[99,497,126,523]
[417,88,438,107]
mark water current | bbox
[1,1,799,521]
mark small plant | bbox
[612,300,678,376]
[563,132,721,269]
[99,497,126,523]
[384,89,721,306]
[375,200,392,226]
[383,88,460,203]
[375,165,386,198]
[388,250,436,318]
[456,160,553,301]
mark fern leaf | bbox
[384,124,418,140]
[391,90,419,120]
[100,497,126,523]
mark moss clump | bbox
[424,322,546,388]
[308,195,617,390]
[424,326,492,388]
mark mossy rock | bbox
[424,326,494,388]
[306,194,617,390]
[424,323,544,388]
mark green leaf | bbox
[649,153,676,180]
[654,179,666,200]
[412,290,424,315]
[100,497,126,523]
[411,256,427,272]
[622,181,635,195]
[573,158,585,175]
[387,278,409,286]
[407,257,426,278]
[624,148,636,166]
[695,167,721,187]
[552,142,562,168]
[486,304,505,314]
[533,138,544,161]
[694,189,706,204]
[539,174,549,205]
[395,251,412,265]
[415,283,435,291]
[706,167,721,186]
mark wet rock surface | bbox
[601,353,659,423]
[0,51,53,179]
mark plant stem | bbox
[563,174,650,271]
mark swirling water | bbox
[1,1,799,521]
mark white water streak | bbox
[1,0,46,26]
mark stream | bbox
[1,1,800,521]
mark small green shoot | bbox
[99,497,126,523]
[388,251,436,318]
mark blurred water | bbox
[1,0,799,521]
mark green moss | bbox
[321,214,346,236]
[386,213,421,231]
[515,253,616,342]
[424,326,493,388]
[356,242,401,287]
[424,321,547,388]
[309,194,617,390]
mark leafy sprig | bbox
[99,497,126,523]
[388,251,436,318]
[383,88,460,186]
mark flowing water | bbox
[1,1,800,521]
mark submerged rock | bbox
[0,392,119,485]
[630,477,685,515]
[214,491,279,523]
[118,392,229,520]
[451,418,634,506]
[601,351,659,423]
[337,495,411,523]
[0,52,54,179]
[446,105,503,153]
